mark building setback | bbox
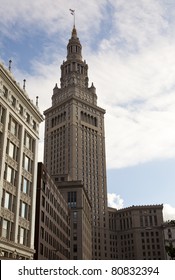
[0,62,43,259]
[44,25,109,259]
[34,162,70,260]
[108,204,166,260]
[58,180,92,260]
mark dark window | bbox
[68,192,77,208]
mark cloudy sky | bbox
[0,0,175,221]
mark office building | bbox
[0,62,43,259]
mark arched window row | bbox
[68,45,81,54]
[63,63,86,75]
[81,111,97,127]
[51,112,66,127]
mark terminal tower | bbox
[44,26,109,259]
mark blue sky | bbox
[0,0,175,220]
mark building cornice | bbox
[44,94,105,115]
[0,62,44,122]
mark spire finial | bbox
[36,96,39,107]
[23,79,26,90]
[9,59,12,71]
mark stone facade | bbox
[0,62,43,259]
[44,26,109,259]
[108,204,166,259]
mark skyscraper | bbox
[44,26,109,259]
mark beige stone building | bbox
[0,62,43,259]
[108,204,166,259]
[44,26,109,259]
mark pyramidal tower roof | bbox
[67,25,82,61]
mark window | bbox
[23,154,32,173]
[0,105,5,123]
[19,227,25,244]
[8,116,20,138]
[33,120,36,131]
[7,141,18,160]
[26,112,30,124]
[19,104,23,116]
[8,141,15,158]
[41,211,45,222]
[73,211,77,220]
[154,216,157,226]
[2,219,8,238]
[11,95,16,107]
[11,119,16,135]
[4,165,16,186]
[40,243,44,255]
[20,201,27,219]
[24,155,29,171]
[73,244,77,253]
[42,196,45,207]
[21,177,30,194]
[4,192,11,209]
[24,132,34,152]
[68,192,77,208]
[3,85,8,98]
[40,227,44,239]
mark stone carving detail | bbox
[23,146,33,160]
[3,180,16,195]
[19,217,30,229]
[20,192,31,205]
[8,131,20,147]
[0,208,15,222]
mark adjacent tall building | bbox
[44,26,109,259]
[0,62,43,259]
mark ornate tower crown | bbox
[67,25,82,61]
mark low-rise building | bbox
[108,204,166,260]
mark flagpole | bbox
[69,9,75,27]
[74,10,75,27]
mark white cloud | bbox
[108,193,124,209]
[0,0,107,40]
[163,204,175,222]
[87,38,175,168]
[109,0,168,50]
